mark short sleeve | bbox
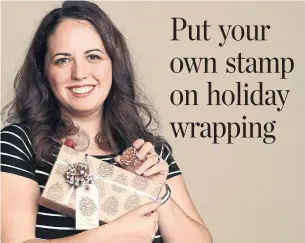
[155,142,182,180]
[0,123,37,182]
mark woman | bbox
[1,1,212,243]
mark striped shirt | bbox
[0,123,182,242]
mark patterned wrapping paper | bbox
[39,145,167,224]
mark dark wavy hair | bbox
[2,0,170,165]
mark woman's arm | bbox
[123,139,213,242]
[157,175,213,243]
[1,173,112,243]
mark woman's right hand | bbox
[103,201,161,243]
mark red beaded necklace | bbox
[64,138,75,148]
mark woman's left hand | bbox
[115,139,169,184]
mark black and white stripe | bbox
[156,142,182,180]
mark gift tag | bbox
[76,184,99,230]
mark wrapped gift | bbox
[39,145,166,227]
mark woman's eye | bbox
[87,54,101,61]
[55,58,70,65]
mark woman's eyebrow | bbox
[51,52,71,59]
[51,49,103,59]
[85,48,103,54]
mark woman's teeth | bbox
[71,86,94,94]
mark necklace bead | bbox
[64,139,75,148]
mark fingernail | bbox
[135,170,141,175]
[136,153,143,160]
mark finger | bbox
[138,201,161,216]
[135,155,159,175]
[136,142,154,160]
[132,138,145,149]
[114,155,122,165]
[142,161,169,177]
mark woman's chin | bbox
[66,105,102,117]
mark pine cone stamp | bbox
[120,147,139,166]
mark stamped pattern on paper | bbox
[96,163,114,178]
[101,196,119,215]
[112,173,128,193]
[55,163,69,177]
[132,175,149,191]
[46,182,65,202]
[124,194,141,211]
[79,196,97,216]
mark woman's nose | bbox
[71,60,89,80]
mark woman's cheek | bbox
[92,65,112,85]
[48,69,70,90]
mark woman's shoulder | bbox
[1,122,33,147]
[1,122,37,181]
[153,136,182,180]
[153,136,172,157]
[1,122,32,136]
[1,122,35,161]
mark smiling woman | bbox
[45,19,113,116]
[1,1,212,243]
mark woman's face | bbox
[44,18,112,117]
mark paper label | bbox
[76,184,99,230]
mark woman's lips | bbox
[69,85,95,98]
